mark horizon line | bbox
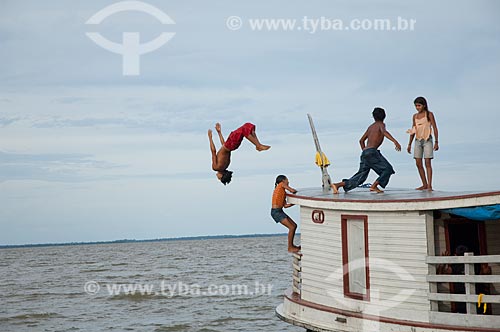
[0,232,298,249]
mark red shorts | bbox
[224,123,256,151]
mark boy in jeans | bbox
[332,108,401,194]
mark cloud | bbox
[0,117,19,126]
[0,150,121,182]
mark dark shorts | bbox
[271,208,288,223]
[223,123,255,151]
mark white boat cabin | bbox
[276,188,500,332]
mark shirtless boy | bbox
[331,108,401,194]
[208,122,270,185]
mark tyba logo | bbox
[85,1,175,75]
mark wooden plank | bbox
[430,311,500,329]
[300,266,342,280]
[301,275,343,290]
[368,222,426,230]
[426,211,439,311]
[368,251,428,261]
[369,257,429,270]
[302,238,341,249]
[369,237,428,247]
[370,243,428,252]
[366,284,429,298]
[369,230,427,239]
[292,262,301,272]
[301,240,342,250]
[301,261,338,274]
[301,252,342,266]
[464,253,476,314]
[427,275,500,283]
[369,220,426,226]
[426,254,500,264]
[302,239,342,251]
[301,250,342,263]
[302,232,341,243]
[301,285,430,312]
[428,293,500,304]
[369,277,429,291]
[370,263,429,277]
[301,220,340,231]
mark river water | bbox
[0,235,303,332]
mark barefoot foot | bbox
[370,187,384,193]
[415,185,427,190]
[256,144,271,151]
[331,183,339,194]
[288,246,301,253]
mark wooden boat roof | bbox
[287,188,500,212]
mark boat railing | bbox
[426,253,500,328]
[292,253,302,296]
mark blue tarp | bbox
[441,204,500,221]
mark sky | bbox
[1,0,499,245]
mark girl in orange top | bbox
[271,175,301,253]
[407,96,439,191]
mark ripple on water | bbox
[0,312,62,325]
[153,323,191,331]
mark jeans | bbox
[343,148,395,192]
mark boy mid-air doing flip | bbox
[208,122,270,185]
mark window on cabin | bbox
[341,215,370,301]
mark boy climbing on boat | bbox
[332,107,401,194]
[208,122,270,185]
[271,175,301,253]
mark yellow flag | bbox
[315,152,330,167]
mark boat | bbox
[275,187,500,332]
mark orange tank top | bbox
[415,113,431,140]
[272,182,286,208]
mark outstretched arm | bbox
[430,112,439,151]
[284,185,297,208]
[383,126,402,151]
[208,130,218,170]
[215,123,225,146]
[283,184,297,194]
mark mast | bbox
[307,114,332,192]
